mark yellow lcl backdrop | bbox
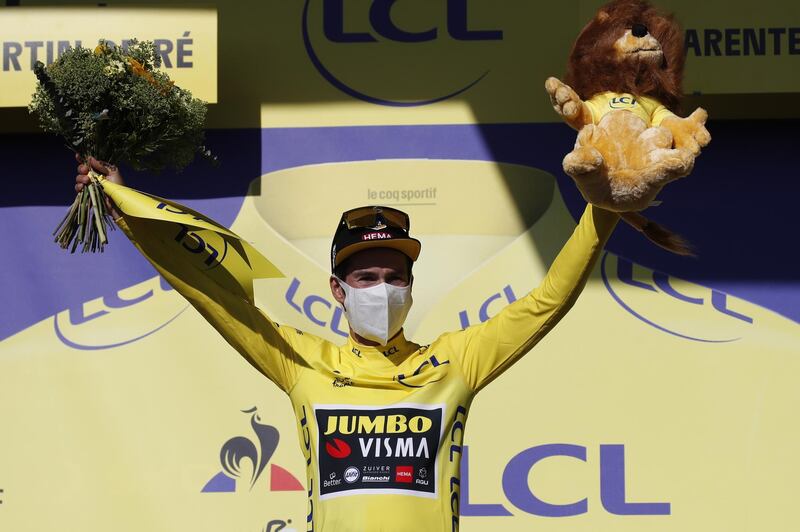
[1,1,799,531]
[2,160,799,531]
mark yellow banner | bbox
[0,6,217,107]
[101,178,283,301]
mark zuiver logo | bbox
[600,253,754,342]
[202,407,304,493]
[302,0,503,106]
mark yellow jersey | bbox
[584,92,676,127]
[115,200,618,531]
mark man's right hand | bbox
[75,155,124,219]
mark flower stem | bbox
[53,166,112,253]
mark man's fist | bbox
[75,155,124,218]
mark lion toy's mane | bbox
[565,0,684,112]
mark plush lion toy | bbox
[546,0,711,255]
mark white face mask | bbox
[336,277,413,345]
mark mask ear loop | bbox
[334,276,349,312]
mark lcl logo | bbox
[600,253,754,343]
[285,277,349,338]
[609,95,637,108]
[321,0,502,43]
[458,284,517,329]
[461,444,670,518]
[54,275,189,350]
[302,0,503,106]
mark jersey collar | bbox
[345,329,418,368]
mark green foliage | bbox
[29,39,211,172]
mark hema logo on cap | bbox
[362,231,392,240]
[302,0,503,106]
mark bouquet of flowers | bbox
[29,39,214,253]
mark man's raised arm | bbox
[442,203,619,393]
[75,158,306,393]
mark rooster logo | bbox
[202,407,303,493]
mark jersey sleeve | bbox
[445,204,619,392]
[651,104,676,127]
[583,96,601,124]
[115,215,304,393]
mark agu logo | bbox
[202,407,304,493]
[302,0,503,106]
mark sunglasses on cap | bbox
[341,206,410,232]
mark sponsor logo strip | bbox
[314,403,444,499]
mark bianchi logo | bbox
[201,407,304,493]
